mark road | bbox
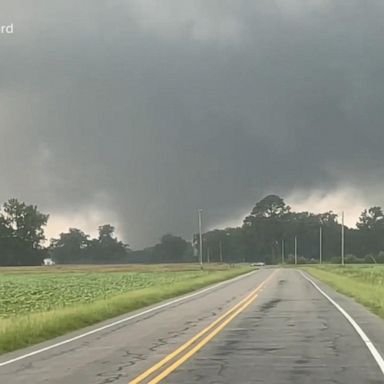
[1,268,384,383]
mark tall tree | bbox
[87,224,129,263]
[357,207,384,231]
[0,199,49,266]
[153,234,190,262]
[356,207,384,256]
[242,195,290,263]
[2,198,49,248]
[50,228,90,264]
[248,194,290,220]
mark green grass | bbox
[0,264,251,355]
[305,264,384,319]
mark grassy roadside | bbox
[304,265,384,319]
[0,267,251,355]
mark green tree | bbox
[50,228,90,264]
[2,198,48,248]
[87,225,129,263]
[356,207,384,256]
[0,199,49,266]
[247,194,290,220]
[242,195,291,263]
[357,207,384,231]
[153,234,190,262]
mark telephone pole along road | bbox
[1,268,384,383]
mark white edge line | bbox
[300,270,384,375]
[0,269,259,368]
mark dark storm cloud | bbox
[1,0,384,247]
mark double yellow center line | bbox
[129,271,276,384]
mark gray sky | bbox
[1,0,384,248]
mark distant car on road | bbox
[251,262,265,267]
[43,258,55,266]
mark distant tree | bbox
[153,234,190,262]
[50,225,130,264]
[0,198,49,266]
[242,195,291,263]
[355,207,384,256]
[318,211,338,225]
[98,224,115,239]
[200,228,247,263]
[357,207,384,231]
[87,224,129,263]
[2,198,48,248]
[50,228,90,264]
[247,195,290,220]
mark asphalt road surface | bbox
[1,268,384,383]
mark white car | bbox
[251,262,265,267]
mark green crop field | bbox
[0,264,251,355]
[0,270,218,318]
[305,265,384,319]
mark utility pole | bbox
[198,209,203,270]
[219,240,223,263]
[281,239,285,264]
[207,247,210,263]
[294,236,298,265]
[319,226,323,264]
[341,211,345,266]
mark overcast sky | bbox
[1,1,384,248]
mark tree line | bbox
[50,225,129,264]
[0,198,194,266]
[199,195,384,264]
[1,195,384,266]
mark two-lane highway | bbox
[1,268,384,383]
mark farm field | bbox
[305,265,384,319]
[0,264,251,354]
[0,265,230,318]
